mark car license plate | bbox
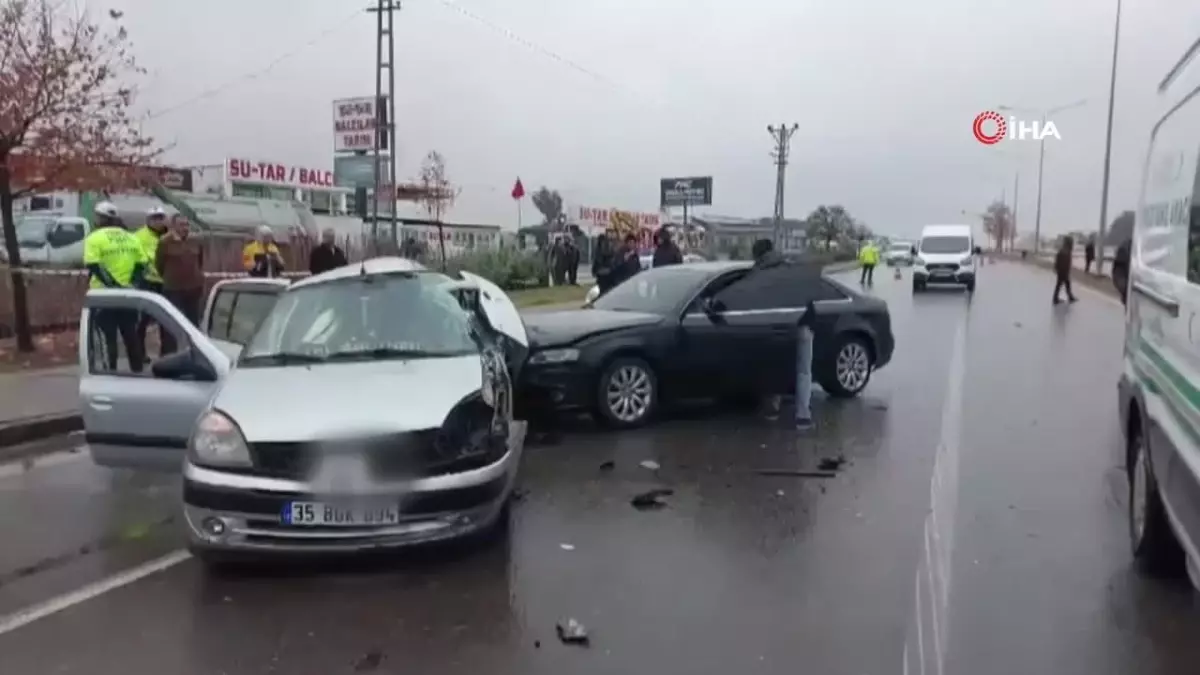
[282,501,401,527]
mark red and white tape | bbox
[0,265,310,280]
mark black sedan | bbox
[518,261,894,428]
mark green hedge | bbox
[440,248,550,290]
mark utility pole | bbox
[367,0,400,255]
[1096,0,1122,274]
[1011,172,1019,252]
[767,123,799,247]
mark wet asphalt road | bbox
[1,262,1199,675]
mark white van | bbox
[1117,38,1200,587]
[911,224,980,293]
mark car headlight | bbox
[528,348,580,365]
[189,410,252,467]
[914,257,926,267]
[431,393,507,469]
[960,255,974,266]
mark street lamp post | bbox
[1096,0,1123,273]
[998,99,1087,254]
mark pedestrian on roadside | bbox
[84,201,148,373]
[155,214,205,353]
[242,225,285,278]
[749,238,819,430]
[652,227,683,268]
[611,233,643,287]
[564,236,581,285]
[309,228,348,276]
[592,233,617,296]
[1053,235,1078,305]
[134,206,169,359]
[1112,237,1131,305]
[1084,235,1096,274]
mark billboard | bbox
[333,154,391,189]
[332,96,388,153]
[659,176,713,208]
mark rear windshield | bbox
[919,236,971,254]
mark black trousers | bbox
[1053,274,1076,302]
[567,264,578,285]
[162,287,204,354]
[860,264,875,284]
[97,309,143,373]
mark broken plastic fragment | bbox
[556,618,590,645]
[631,488,673,510]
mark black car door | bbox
[765,276,853,394]
[676,267,797,396]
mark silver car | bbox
[80,258,530,566]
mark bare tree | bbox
[0,1,157,351]
[417,151,459,265]
[981,200,1013,251]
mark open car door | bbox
[80,289,232,471]
[456,271,529,376]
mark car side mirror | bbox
[701,297,727,317]
[151,348,217,382]
[973,246,982,255]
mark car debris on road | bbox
[631,488,673,510]
[556,618,590,646]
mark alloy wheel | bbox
[606,365,652,423]
[835,342,871,393]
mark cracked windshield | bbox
[3,0,1200,673]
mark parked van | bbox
[1118,37,1200,588]
[911,224,980,293]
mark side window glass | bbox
[226,292,279,345]
[1187,150,1200,284]
[86,306,186,377]
[715,268,789,311]
[206,289,236,340]
[811,280,847,302]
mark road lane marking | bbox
[0,549,191,636]
[903,313,967,675]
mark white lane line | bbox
[0,549,191,636]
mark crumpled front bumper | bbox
[182,422,526,555]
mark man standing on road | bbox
[652,227,683,268]
[134,206,169,359]
[156,214,205,352]
[750,238,819,430]
[84,201,148,373]
[309,228,348,276]
[1084,235,1097,274]
[858,238,880,286]
[243,226,285,278]
[1112,237,1131,305]
[1053,235,1079,305]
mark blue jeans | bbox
[795,326,814,421]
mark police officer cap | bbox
[94,201,118,218]
[146,206,166,218]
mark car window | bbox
[1185,152,1200,283]
[239,272,480,366]
[713,265,832,311]
[591,266,711,314]
[206,289,279,346]
[85,306,188,378]
[919,236,971,254]
[55,221,86,246]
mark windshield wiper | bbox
[325,347,461,362]
[240,351,328,365]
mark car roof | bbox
[289,256,429,290]
[673,260,751,273]
[920,225,972,236]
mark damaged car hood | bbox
[524,309,662,348]
[214,356,485,442]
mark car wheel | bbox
[912,280,924,293]
[595,356,658,428]
[1128,424,1186,575]
[818,335,873,398]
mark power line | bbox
[146,7,364,121]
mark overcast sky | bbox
[97,0,1199,239]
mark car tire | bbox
[594,356,658,429]
[1128,423,1186,576]
[912,280,924,293]
[817,335,874,399]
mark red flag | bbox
[511,177,525,200]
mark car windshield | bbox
[890,243,911,252]
[238,272,480,366]
[920,236,970,254]
[15,216,54,247]
[591,267,710,314]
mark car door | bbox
[80,289,233,471]
[202,278,291,360]
[678,267,798,396]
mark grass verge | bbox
[510,284,589,308]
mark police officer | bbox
[84,201,149,373]
[134,206,168,357]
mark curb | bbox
[0,412,82,450]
